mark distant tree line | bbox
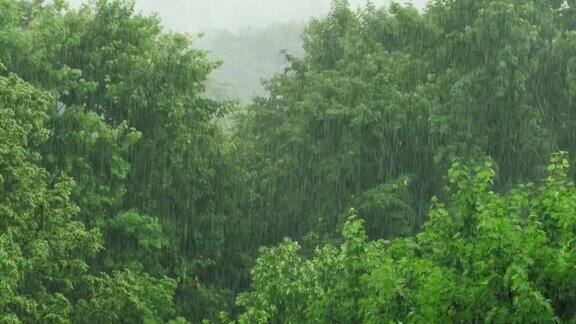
[197,23,305,102]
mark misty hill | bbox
[197,22,306,102]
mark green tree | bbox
[235,152,576,322]
[234,0,576,251]
[0,0,250,320]
[0,69,100,321]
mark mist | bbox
[63,0,427,101]
[67,0,427,32]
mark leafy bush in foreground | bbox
[236,153,576,323]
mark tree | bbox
[0,0,250,320]
[234,0,576,250]
[0,69,101,321]
[235,152,576,322]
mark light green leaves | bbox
[237,153,576,322]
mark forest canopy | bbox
[0,0,576,322]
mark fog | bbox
[67,0,427,32]
[65,0,427,101]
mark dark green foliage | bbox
[235,0,576,249]
[43,106,140,225]
[74,269,177,322]
[2,0,576,322]
[0,0,247,321]
[0,69,176,322]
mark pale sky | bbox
[67,0,427,32]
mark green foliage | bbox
[0,0,249,320]
[102,211,168,273]
[351,177,414,238]
[0,65,181,322]
[0,71,100,321]
[236,154,576,322]
[43,106,140,225]
[2,0,576,321]
[74,269,177,323]
[235,0,576,256]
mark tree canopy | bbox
[235,153,576,322]
[1,0,576,322]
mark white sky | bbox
[67,0,427,32]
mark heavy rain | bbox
[1,0,575,322]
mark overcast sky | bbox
[67,0,427,32]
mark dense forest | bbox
[1,0,576,322]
